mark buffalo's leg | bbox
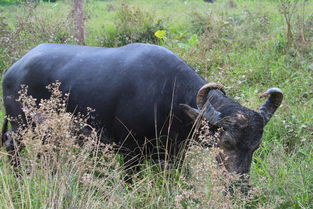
[2,118,22,170]
[121,150,143,183]
[3,130,21,169]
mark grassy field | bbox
[0,0,312,208]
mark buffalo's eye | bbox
[220,132,235,150]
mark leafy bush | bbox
[0,16,12,71]
[0,3,77,73]
[190,10,216,35]
[97,4,166,47]
[177,12,236,74]
[294,14,313,58]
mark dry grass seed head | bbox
[176,119,258,208]
[13,82,122,194]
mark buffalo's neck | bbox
[175,66,206,107]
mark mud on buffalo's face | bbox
[215,110,264,174]
[181,83,283,175]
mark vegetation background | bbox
[0,0,312,208]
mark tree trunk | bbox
[73,0,85,45]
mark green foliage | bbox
[0,0,20,5]
[0,2,77,73]
[96,4,166,47]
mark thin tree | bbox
[278,0,299,48]
[72,0,85,45]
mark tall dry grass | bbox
[1,82,124,208]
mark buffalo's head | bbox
[181,83,283,176]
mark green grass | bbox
[0,0,313,208]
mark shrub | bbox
[294,13,313,58]
[277,0,313,58]
[97,4,166,47]
[0,16,13,72]
[0,3,77,73]
[178,12,235,74]
[190,10,216,35]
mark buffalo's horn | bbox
[259,88,283,125]
[196,83,226,109]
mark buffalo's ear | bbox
[180,104,199,121]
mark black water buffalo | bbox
[2,43,283,174]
